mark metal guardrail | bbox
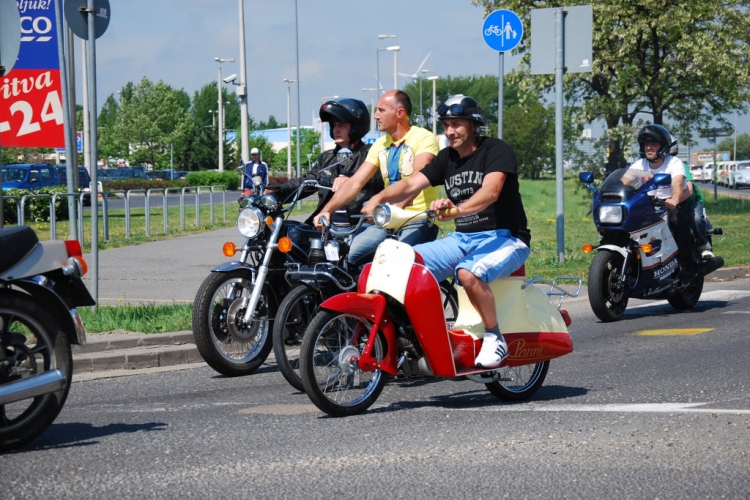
[4,186,231,242]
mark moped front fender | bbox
[210,261,256,274]
[319,292,399,376]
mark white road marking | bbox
[630,289,750,309]
[459,402,750,414]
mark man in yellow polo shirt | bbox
[314,89,440,266]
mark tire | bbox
[272,285,322,392]
[588,250,630,322]
[0,290,72,451]
[300,311,387,417]
[192,270,274,377]
[668,275,704,310]
[486,361,549,401]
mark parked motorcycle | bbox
[192,151,353,377]
[0,225,95,451]
[298,205,580,417]
[579,169,724,322]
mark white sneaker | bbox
[701,249,714,260]
[475,333,509,369]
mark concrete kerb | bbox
[71,266,749,380]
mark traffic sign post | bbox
[482,9,523,141]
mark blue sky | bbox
[80,0,744,151]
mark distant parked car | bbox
[702,163,715,184]
[56,165,96,206]
[107,168,149,181]
[1,163,58,190]
[729,161,750,189]
[147,169,187,180]
[689,165,704,182]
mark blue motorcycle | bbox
[579,169,724,322]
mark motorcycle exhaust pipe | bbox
[698,256,725,278]
[0,370,66,405]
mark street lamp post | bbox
[427,75,438,135]
[418,69,435,127]
[362,88,378,139]
[376,47,388,95]
[237,0,250,164]
[378,34,398,90]
[283,78,295,179]
[215,57,235,171]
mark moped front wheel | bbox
[272,285,322,392]
[192,270,274,376]
[300,311,386,417]
[0,290,72,451]
[486,361,549,401]
[588,250,629,322]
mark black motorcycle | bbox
[192,152,354,377]
[0,225,95,451]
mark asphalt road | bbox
[2,278,749,498]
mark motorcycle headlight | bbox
[260,193,279,212]
[597,205,623,224]
[372,205,392,228]
[237,207,265,238]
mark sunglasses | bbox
[437,103,479,118]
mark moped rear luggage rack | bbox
[523,276,583,309]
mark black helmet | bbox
[637,124,672,160]
[319,98,370,143]
[437,94,485,126]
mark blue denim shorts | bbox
[413,229,530,284]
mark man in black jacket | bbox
[267,98,383,226]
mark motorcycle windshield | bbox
[598,167,653,202]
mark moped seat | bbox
[0,226,39,276]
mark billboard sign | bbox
[0,0,65,148]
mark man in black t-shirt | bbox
[363,95,530,369]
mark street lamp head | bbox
[378,34,396,39]
[427,75,439,81]
[386,45,400,51]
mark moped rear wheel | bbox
[486,361,549,401]
[588,250,629,322]
[300,311,386,417]
[192,270,274,376]
[272,285,321,392]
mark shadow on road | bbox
[14,421,168,452]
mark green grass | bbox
[78,303,193,334]
[23,178,750,333]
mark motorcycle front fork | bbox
[618,249,632,287]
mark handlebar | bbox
[649,196,667,208]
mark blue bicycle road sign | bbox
[482,9,523,52]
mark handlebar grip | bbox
[436,207,460,217]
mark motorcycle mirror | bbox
[579,171,594,184]
[335,148,352,162]
[653,173,671,186]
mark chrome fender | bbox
[594,244,629,259]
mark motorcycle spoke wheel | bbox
[485,361,549,402]
[300,311,386,417]
[192,271,274,376]
[0,291,72,451]
[272,285,321,392]
[588,250,629,322]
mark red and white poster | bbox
[0,0,65,148]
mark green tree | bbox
[117,78,194,169]
[718,133,750,161]
[471,0,750,172]
[503,99,555,179]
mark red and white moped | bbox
[299,205,581,417]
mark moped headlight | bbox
[237,207,265,238]
[372,205,392,228]
[260,193,279,212]
[597,205,623,224]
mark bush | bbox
[184,171,240,191]
[2,186,71,224]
